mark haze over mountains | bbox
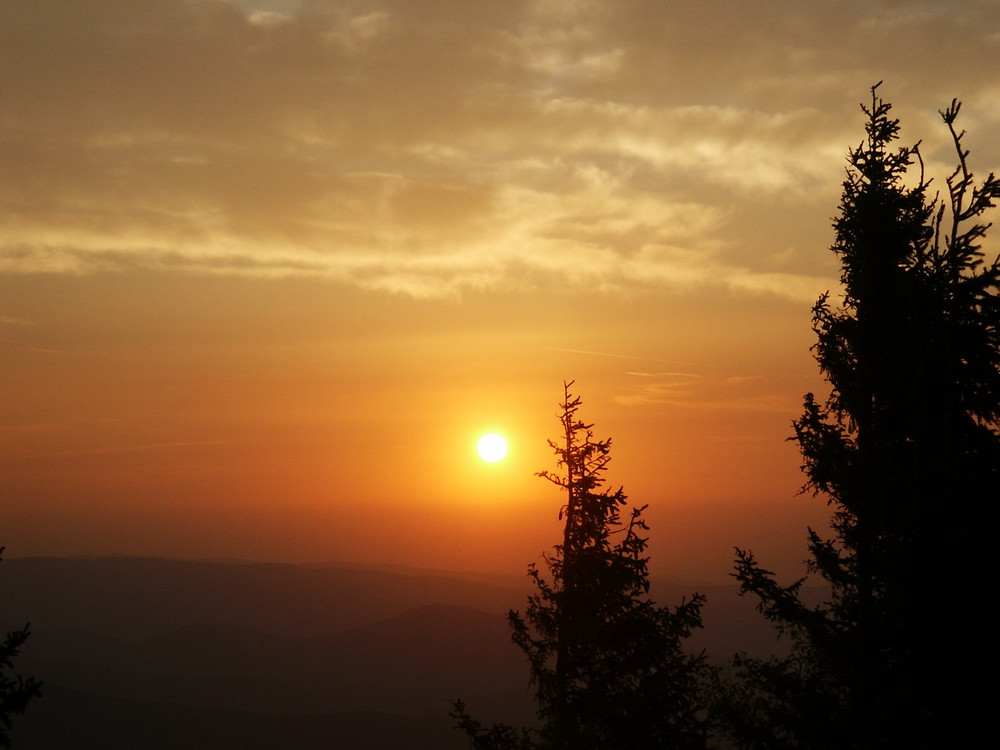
[2,556,781,749]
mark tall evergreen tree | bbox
[720,85,1000,748]
[454,383,708,750]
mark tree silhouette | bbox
[0,548,41,748]
[719,85,1000,748]
[454,383,708,750]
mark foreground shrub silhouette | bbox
[0,548,41,748]
[719,85,1000,749]
[454,383,709,750]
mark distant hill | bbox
[0,556,527,638]
[12,683,468,750]
[1,556,789,749]
[20,603,534,720]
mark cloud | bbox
[615,369,801,412]
[248,11,292,27]
[14,440,228,461]
[554,348,639,360]
[1,1,996,299]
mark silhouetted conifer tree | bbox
[0,548,41,748]
[454,383,708,750]
[718,85,1000,749]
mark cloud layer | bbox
[2,0,997,298]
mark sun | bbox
[477,433,508,463]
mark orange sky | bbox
[2,1,998,583]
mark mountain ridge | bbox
[3,555,788,748]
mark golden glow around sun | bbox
[477,433,508,462]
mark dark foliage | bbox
[454,384,709,750]
[451,700,537,750]
[0,548,41,748]
[719,85,1000,748]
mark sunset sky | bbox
[3,0,998,583]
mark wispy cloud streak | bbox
[15,440,227,461]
